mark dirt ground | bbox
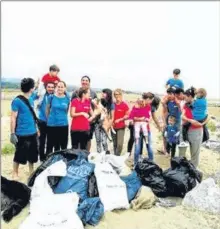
[1,95,220,229]
[2,122,220,229]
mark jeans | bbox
[134,131,154,165]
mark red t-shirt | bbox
[113,101,129,129]
[41,73,60,84]
[71,98,91,131]
[183,104,202,130]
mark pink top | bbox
[129,105,151,120]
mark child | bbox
[193,88,207,122]
[164,115,180,158]
[182,88,208,142]
[37,65,60,108]
[129,99,150,144]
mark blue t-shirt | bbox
[38,93,54,122]
[166,78,184,89]
[192,97,207,121]
[47,94,70,127]
[167,101,181,125]
[11,97,37,136]
[165,124,179,144]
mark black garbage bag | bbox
[1,176,31,222]
[28,149,89,188]
[163,157,202,197]
[135,159,168,197]
[77,197,104,226]
[88,173,99,198]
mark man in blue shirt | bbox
[33,82,55,161]
[166,68,184,90]
[10,78,39,180]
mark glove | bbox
[10,133,18,145]
[174,131,180,137]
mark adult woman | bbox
[111,89,129,156]
[182,87,208,168]
[127,94,162,157]
[94,88,115,153]
[46,81,70,154]
[70,88,95,150]
[132,92,155,165]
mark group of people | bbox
[10,65,209,179]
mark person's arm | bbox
[162,103,168,126]
[114,105,130,123]
[70,106,87,118]
[165,79,170,89]
[11,111,18,134]
[182,109,203,127]
[152,112,163,131]
[88,107,96,122]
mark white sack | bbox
[94,162,129,212]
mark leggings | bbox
[127,124,143,154]
[94,124,108,153]
[46,126,69,155]
[71,131,89,150]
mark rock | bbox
[182,178,220,214]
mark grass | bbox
[207,120,217,132]
[1,143,15,155]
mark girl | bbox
[94,88,115,153]
[70,88,95,150]
[46,81,70,154]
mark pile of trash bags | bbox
[1,149,206,227]
[135,157,202,198]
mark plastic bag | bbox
[77,197,104,226]
[31,160,67,200]
[163,157,202,197]
[120,171,142,202]
[54,154,95,201]
[19,193,83,229]
[28,154,66,187]
[28,149,89,188]
[135,159,168,197]
[95,162,129,211]
[88,173,99,198]
[1,176,31,222]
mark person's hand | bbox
[82,112,89,119]
[10,133,18,145]
[114,119,122,124]
[54,80,59,85]
[161,96,168,105]
[190,120,203,127]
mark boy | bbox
[37,65,60,107]
[10,78,39,180]
[166,68,184,89]
[164,116,180,157]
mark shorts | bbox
[14,133,39,165]
[88,123,96,140]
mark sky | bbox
[2,1,220,98]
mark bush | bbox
[2,143,15,155]
[207,121,217,132]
